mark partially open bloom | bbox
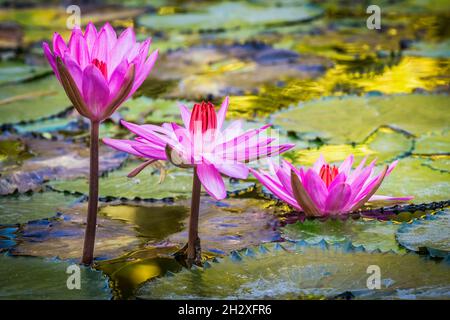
[250,155,413,216]
[103,97,295,200]
[42,22,158,122]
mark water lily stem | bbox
[82,120,100,265]
[187,166,201,265]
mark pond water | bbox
[0,0,449,300]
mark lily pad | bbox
[0,254,111,299]
[272,94,450,144]
[0,76,70,126]
[0,191,80,225]
[415,130,450,155]
[12,202,142,260]
[378,157,450,204]
[49,163,255,200]
[0,61,50,86]
[138,2,323,32]
[168,197,280,254]
[281,218,404,253]
[404,40,450,58]
[285,126,413,166]
[0,137,127,195]
[137,242,450,299]
[396,209,450,257]
[119,96,193,125]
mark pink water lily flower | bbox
[43,22,158,121]
[103,97,295,200]
[42,22,158,265]
[250,155,413,217]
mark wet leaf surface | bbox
[0,191,80,225]
[281,218,404,253]
[49,163,255,200]
[396,209,450,257]
[0,254,111,300]
[138,243,450,299]
[0,137,127,195]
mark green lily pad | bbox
[0,76,70,126]
[0,254,111,299]
[378,157,450,204]
[12,202,142,260]
[119,96,193,125]
[422,156,450,173]
[396,209,450,257]
[0,191,80,225]
[0,61,50,86]
[281,218,404,253]
[415,130,450,155]
[48,163,255,200]
[137,242,450,299]
[285,127,413,166]
[0,137,127,195]
[272,94,450,144]
[138,2,323,32]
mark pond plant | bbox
[250,155,413,217]
[103,98,294,265]
[42,22,158,264]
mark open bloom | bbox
[103,97,294,200]
[250,155,413,216]
[43,22,158,122]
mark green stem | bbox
[81,120,100,265]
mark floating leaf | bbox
[0,191,80,225]
[281,218,404,253]
[49,163,255,200]
[285,127,413,166]
[396,209,450,257]
[168,197,280,253]
[0,254,111,299]
[0,137,127,195]
[272,94,450,144]
[378,157,450,204]
[138,243,450,299]
[0,61,50,86]
[138,2,323,32]
[12,202,141,260]
[119,96,193,125]
[415,130,450,155]
[0,76,70,126]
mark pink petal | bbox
[303,169,328,211]
[324,183,352,215]
[196,163,227,200]
[129,50,158,97]
[312,154,326,173]
[108,60,129,101]
[215,163,249,179]
[82,65,110,119]
[178,103,191,129]
[250,168,300,210]
[68,28,89,68]
[121,120,173,147]
[216,96,229,130]
[338,154,354,176]
[110,27,136,72]
[62,53,83,92]
[131,144,166,160]
[52,32,68,57]
[102,138,148,158]
[369,195,414,202]
[42,42,59,80]
[83,22,97,56]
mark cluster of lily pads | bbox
[0,0,449,300]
